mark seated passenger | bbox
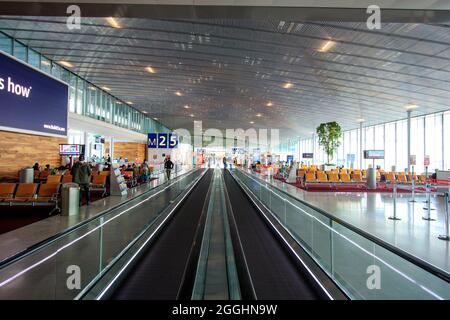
[33,162,40,171]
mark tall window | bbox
[425,114,443,171]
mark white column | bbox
[407,110,412,172]
[359,121,363,169]
[109,137,114,160]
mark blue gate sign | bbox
[158,133,168,148]
[168,133,178,148]
[148,133,157,148]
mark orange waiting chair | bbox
[46,175,62,184]
[33,183,60,214]
[351,173,363,182]
[418,175,427,184]
[62,174,73,183]
[340,173,351,183]
[397,173,408,184]
[0,183,17,202]
[99,170,110,176]
[90,175,107,197]
[317,171,329,183]
[328,173,340,183]
[2,183,38,205]
[385,172,396,183]
[305,172,317,183]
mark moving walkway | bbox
[0,168,448,300]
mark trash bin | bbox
[61,183,80,216]
[19,167,34,183]
[367,167,377,189]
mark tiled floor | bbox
[248,170,450,276]
[0,167,194,263]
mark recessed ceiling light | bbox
[153,117,158,120]
[282,82,293,89]
[127,101,133,105]
[256,113,262,117]
[102,86,111,91]
[190,114,195,117]
[88,86,97,91]
[250,121,255,124]
[141,110,147,114]
[175,91,183,96]
[41,60,50,66]
[404,104,418,110]
[318,40,336,52]
[116,101,122,104]
[266,102,273,107]
[106,17,121,29]
[145,66,156,74]
[184,105,190,109]
[356,118,365,122]
[58,60,73,68]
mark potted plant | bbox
[316,122,342,170]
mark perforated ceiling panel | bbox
[1,16,450,139]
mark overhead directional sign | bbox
[148,133,178,148]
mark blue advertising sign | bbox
[148,133,157,148]
[0,51,68,137]
[287,155,294,163]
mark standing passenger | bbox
[164,156,174,180]
[71,155,92,206]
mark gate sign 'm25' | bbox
[148,133,178,148]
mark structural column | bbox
[407,110,412,172]
[109,137,114,160]
[359,121,363,169]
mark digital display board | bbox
[364,150,385,159]
[0,51,68,137]
[302,153,314,159]
[59,144,83,155]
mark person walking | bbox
[71,155,92,206]
[222,156,227,169]
[164,155,174,180]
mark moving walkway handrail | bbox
[0,169,197,269]
[239,168,450,283]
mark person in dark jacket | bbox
[71,155,92,206]
[164,156,174,180]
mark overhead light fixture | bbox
[175,91,183,96]
[142,110,148,114]
[282,82,293,89]
[266,101,273,107]
[127,101,134,105]
[101,86,111,91]
[256,113,262,117]
[356,118,365,123]
[250,121,255,124]
[58,60,73,68]
[116,101,122,104]
[145,66,156,74]
[184,105,190,109]
[41,60,50,66]
[88,86,97,91]
[190,114,195,117]
[318,40,336,52]
[153,117,158,120]
[106,17,122,29]
[404,103,418,110]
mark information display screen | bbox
[59,144,83,155]
[302,153,314,159]
[0,51,68,137]
[364,150,385,159]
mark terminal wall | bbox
[0,130,65,179]
[105,141,146,162]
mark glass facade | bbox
[0,31,170,135]
[297,111,450,173]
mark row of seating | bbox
[0,183,60,214]
[302,171,427,184]
[44,174,107,187]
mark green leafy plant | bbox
[316,122,342,164]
